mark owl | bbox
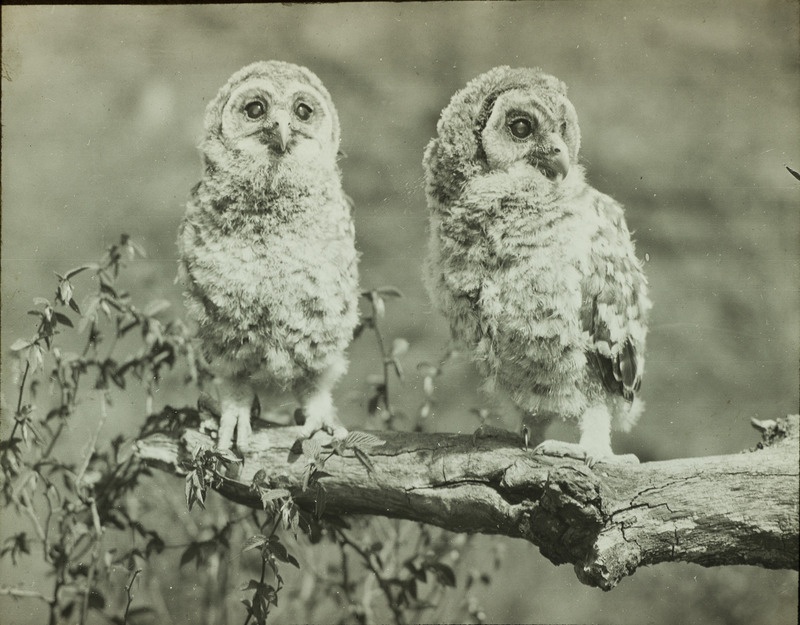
[177,61,359,450]
[423,66,651,463]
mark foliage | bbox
[0,237,493,624]
[1,235,181,625]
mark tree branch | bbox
[135,410,799,590]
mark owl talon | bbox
[531,440,588,462]
[471,424,516,446]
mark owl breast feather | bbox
[433,178,606,416]
[180,194,359,386]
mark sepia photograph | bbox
[1,3,798,624]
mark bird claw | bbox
[471,424,515,446]
[531,440,639,468]
[294,407,348,441]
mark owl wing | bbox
[582,193,650,401]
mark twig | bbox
[78,499,105,624]
[17,489,48,546]
[75,392,109,485]
[0,586,54,603]
[7,359,32,443]
[336,528,405,625]
[122,569,142,625]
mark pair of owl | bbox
[178,61,651,464]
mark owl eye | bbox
[508,118,533,139]
[244,101,266,119]
[294,102,313,121]
[560,121,568,136]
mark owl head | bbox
[424,66,582,205]
[200,61,340,180]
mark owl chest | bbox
[189,220,356,326]
[441,207,592,299]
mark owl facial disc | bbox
[479,87,577,182]
[220,76,335,160]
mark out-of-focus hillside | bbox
[2,3,798,624]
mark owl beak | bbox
[530,133,571,181]
[268,111,292,153]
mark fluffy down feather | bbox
[178,61,359,450]
[424,66,651,463]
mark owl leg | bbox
[294,357,348,439]
[578,404,638,465]
[532,405,638,466]
[216,376,254,450]
[520,412,553,450]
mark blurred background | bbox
[2,2,798,624]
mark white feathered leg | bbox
[295,356,348,439]
[216,376,254,450]
[533,404,639,466]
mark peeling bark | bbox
[135,411,799,590]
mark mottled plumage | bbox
[178,61,359,450]
[424,66,651,462]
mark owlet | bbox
[178,61,359,450]
[423,66,651,463]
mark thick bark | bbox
[135,411,799,590]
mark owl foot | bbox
[531,440,639,468]
[216,380,257,451]
[293,407,348,440]
[471,424,518,446]
[293,387,348,440]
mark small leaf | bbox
[251,469,268,488]
[260,488,291,502]
[53,312,74,328]
[68,298,81,314]
[393,359,405,381]
[343,431,385,449]
[179,544,198,568]
[426,562,457,587]
[301,438,322,461]
[390,338,409,358]
[10,339,32,351]
[144,299,171,317]
[353,447,376,474]
[372,295,385,319]
[33,297,51,307]
[367,394,380,416]
[242,535,268,553]
[65,265,91,280]
[99,282,118,298]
